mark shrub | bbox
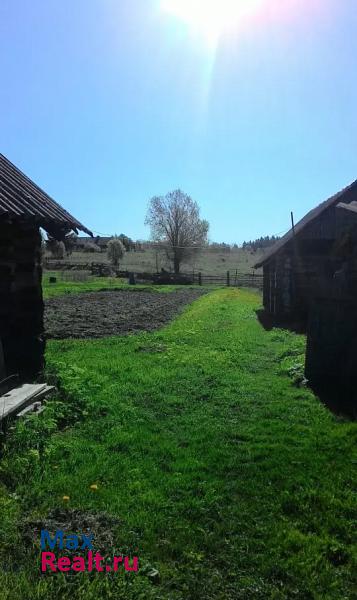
[49,240,65,259]
[107,237,126,267]
[83,243,101,253]
[288,363,308,387]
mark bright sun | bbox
[161,0,264,46]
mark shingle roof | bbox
[0,153,92,236]
[254,179,357,268]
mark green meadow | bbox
[0,288,356,599]
[42,271,178,298]
[44,245,262,275]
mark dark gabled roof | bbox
[337,201,357,215]
[0,153,92,236]
[254,179,357,268]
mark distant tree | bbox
[40,230,47,264]
[107,236,126,267]
[118,234,135,252]
[53,241,65,259]
[242,235,280,253]
[64,232,78,256]
[46,238,65,259]
[83,242,101,253]
[208,242,230,253]
[145,189,209,274]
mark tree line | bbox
[242,236,280,252]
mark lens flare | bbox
[161,0,264,47]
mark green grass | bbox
[0,289,356,599]
[42,271,183,298]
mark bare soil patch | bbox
[22,508,120,554]
[45,289,206,339]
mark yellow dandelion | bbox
[62,495,70,502]
[90,484,98,491]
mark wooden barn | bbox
[256,180,357,415]
[255,179,357,328]
[305,199,357,416]
[0,153,91,382]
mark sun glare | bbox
[161,0,264,47]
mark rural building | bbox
[255,179,357,327]
[255,180,357,415]
[0,153,91,381]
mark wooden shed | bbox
[255,181,357,415]
[255,179,357,329]
[0,153,91,381]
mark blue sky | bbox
[1,0,357,243]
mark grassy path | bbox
[0,289,356,599]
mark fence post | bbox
[227,271,230,287]
[198,272,202,286]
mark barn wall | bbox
[0,221,44,380]
[264,237,338,326]
[262,264,270,309]
[305,225,357,415]
[260,198,357,413]
[263,253,294,316]
[306,296,357,416]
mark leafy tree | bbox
[118,234,135,252]
[83,242,101,253]
[145,189,209,273]
[46,238,65,259]
[63,232,78,255]
[107,237,126,267]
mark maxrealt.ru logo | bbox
[40,530,139,573]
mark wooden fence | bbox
[44,260,263,290]
[190,271,263,289]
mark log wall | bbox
[0,221,44,380]
[306,295,357,417]
[262,218,347,327]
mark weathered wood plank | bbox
[16,401,45,418]
[26,385,55,404]
[0,383,47,420]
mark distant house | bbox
[255,180,357,327]
[0,153,91,380]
